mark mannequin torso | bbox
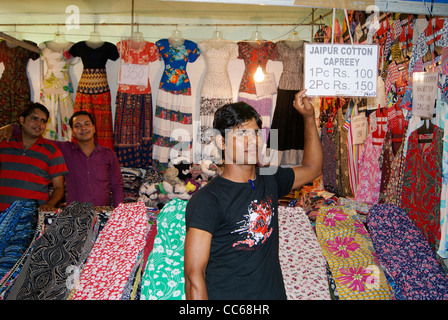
[86,31,104,49]
[168,30,184,49]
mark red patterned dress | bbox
[114,40,158,168]
[401,126,444,252]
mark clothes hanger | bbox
[285,30,304,48]
[248,26,264,47]
[208,28,227,49]
[131,31,145,42]
[287,30,301,41]
[0,32,39,53]
[169,26,184,49]
[130,24,146,50]
[210,29,224,41]
[52,26,68,44]
[86,26,105,49]
[417,118,435,143]
[250,30,263,42]
[417,101,436,143]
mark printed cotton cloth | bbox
[70,202,148,300]
[0,201,43,300]
[6,202,97,300]
[402,126,444,252]
[278,206,331,300]
[316,204,392,300]
[140,199,187,300]
[368,203,448,300]
[0,201,38,280]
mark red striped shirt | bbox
[0,135,68,211]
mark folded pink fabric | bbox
[71,202,148,300]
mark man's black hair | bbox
[19,102,50,121]
[213,101,262,139]
[69,110,95,129]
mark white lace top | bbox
[198,40,238,99]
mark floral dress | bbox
[39,41,75,141]
[401,126,444,253]
[114,40,158,168]
[152,39,201,170]
[0,40,39,127]
[355,108,387,205]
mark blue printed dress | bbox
[152,39,201,170]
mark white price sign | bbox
[304,44,379,97]
[255,73,277,97]
[118,62,149,87]
[412,72,438,119]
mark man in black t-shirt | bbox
[184,89,323,300]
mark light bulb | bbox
[254,66,264,82]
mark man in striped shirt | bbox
[0,103,67,212]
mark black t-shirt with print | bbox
[185,166,295,300]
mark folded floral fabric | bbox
[6,201,97,300]
[71,202,148,300]
[0,202,45,299]
[368,203,448,300]
[140,199,187,300]
[316,204,392,300]
[0,201,38,280]
[278,206,331,300]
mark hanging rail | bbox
[0,22,326,27]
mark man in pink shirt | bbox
[1,111,124,208]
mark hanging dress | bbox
[0,40,40,127]
[268,40,305,165]
[321,119,338,194]
[69,41,120,150]
[401,125,444,253]
[355,107,387,205]
[236,40,278,140]
[378,104,406,203]
[334,104,354,198]
[115,39,158,168]
[152,39,201,171]
[346,100,365,196]
[434,99,448,259]
[195,40,238,162]
[39,41,75,141]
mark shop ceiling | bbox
[0,0,446,18]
